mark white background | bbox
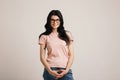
[0,0,120,80]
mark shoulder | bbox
[65,30,74,41]
[38,34,47,45]
[65,30,72,36]
[39,34,47,40]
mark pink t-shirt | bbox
[38,31,73,68]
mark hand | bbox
[48,70,62,80]
[57,70,69,78]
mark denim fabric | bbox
[43,67,74,80]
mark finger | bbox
[51,71,60,77]
[54,75,60,80]
[56,74,63,78]
[59,71,66,76]
[59,70,65,72]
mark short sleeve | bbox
[38,35,47,45]
[66,31,74,41]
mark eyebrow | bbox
[51,19,59,20]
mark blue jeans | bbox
[43,67,74,80]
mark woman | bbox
[38,10,74,80]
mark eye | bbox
[51,19,60,22]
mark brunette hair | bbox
[39,10,70,45]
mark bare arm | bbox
[40,44,51,72]
[60,40,74,76]
[66,40,74,71]
[40,44,61,79]
[66,31,74,71]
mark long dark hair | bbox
[39,10,70,45]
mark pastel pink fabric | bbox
[38,31,73,68]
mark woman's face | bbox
[50,15,60,29]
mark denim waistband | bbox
[50,67,66,70]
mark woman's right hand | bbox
[48,70,63,79]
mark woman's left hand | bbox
[57,70,68,77]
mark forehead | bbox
[51,15,59,19]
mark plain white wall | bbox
[0,0,120,80]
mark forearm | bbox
[66,41,74,71]
[66,53,74,71]
[40,55,52,72]
[40,45,52,73]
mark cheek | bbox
[57,22,60,26]
[50,23,52,26]
[57,23,60,26]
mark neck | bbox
[52,29,58,33]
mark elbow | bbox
[40,54,46,63]
[68,52,74,60]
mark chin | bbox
[52,26,59,28]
